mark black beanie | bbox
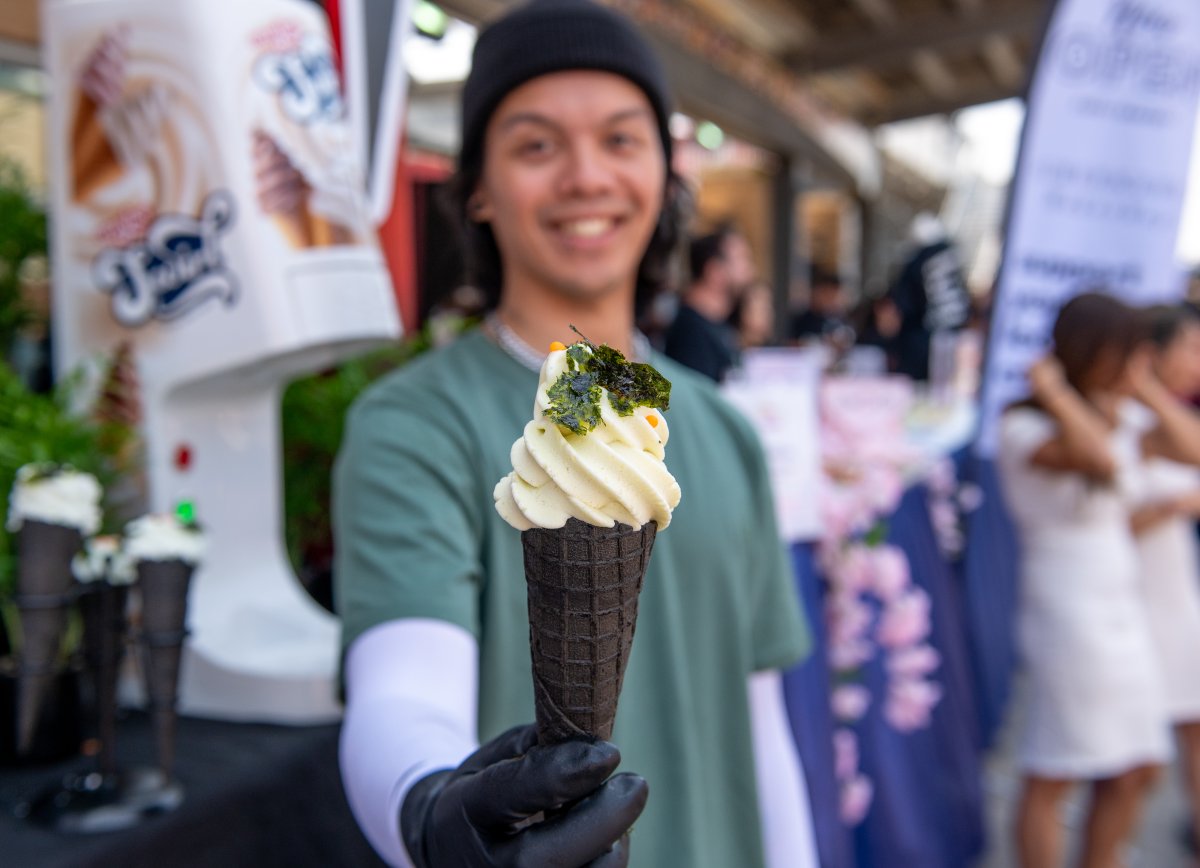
[460,0,673,170]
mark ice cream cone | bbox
[136,559,193,779]
[15,520,84,755]
[307,212,354,247]
[522,519,657,745]
[78,581,129,775]
[70,95,124,202]
[272,210,314,248]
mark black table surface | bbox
[0,712,386,868]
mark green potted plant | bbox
[0,359,135,764]
[0,156,48,365]
[281,317,473,609]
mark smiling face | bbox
[472,71,666,309]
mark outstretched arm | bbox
[340,619,479,867]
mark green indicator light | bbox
[175,500,196,525]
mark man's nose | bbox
[558,141,614,196]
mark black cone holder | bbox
[15,563,185,832]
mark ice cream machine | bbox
[43,0,401,721]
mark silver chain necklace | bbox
[486,312,650,372]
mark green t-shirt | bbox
[334,329,809,868]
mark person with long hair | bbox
[1129,303,1200,849]
[998,292,1194,868]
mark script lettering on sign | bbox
[93,190,238,327]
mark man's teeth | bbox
[561,218,612,238]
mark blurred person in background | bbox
[664,224,752,381]
[890,213,970,381]
[1128,303,1200,852]
[997,292,1200,868]
[850,294,902,373]
[791,268,849,344]
[730,281,775,350]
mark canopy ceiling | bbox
[444,0,1045,126]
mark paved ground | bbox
[978,678,1197,867]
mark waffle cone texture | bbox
[137,558,194,777]
[522,518,657,745]
[15,520,83,754]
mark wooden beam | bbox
[911,50,958,100]
[981,35,1025,89]
[848,0,897,28]
[646,31,859,189]
[686,0,814,53]
[866,81,1021,125]
[0,0,39,45]
[789,3,1042,74]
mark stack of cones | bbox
[522,518,657,745]
[15,520,84,755]
[135,559,194,780]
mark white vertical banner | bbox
[977,0,1200,455]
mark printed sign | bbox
[723,349,825,542]
[978,0,1200,454]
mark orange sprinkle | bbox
[549,341,566,352]
[646,414,660,428]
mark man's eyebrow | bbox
[497,112,559,132]
[496,106,654,133]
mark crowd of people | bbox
[645,214,975,389]
[998,294,1200,867]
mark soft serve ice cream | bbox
[494,337,681,531]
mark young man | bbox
[334,2,816,866]
[664,226,754,381]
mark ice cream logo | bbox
[252,30,344,127]
[92,190,238,328]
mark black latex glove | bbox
[400,724,647,868]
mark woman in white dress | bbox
[1129,303,1200,844]
[998,293,1200,868]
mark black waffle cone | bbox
[137,559,194,777]
[15,520,83,754]
[78,582,129,773]
[522,518,656,745]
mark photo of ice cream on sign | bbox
[247,19,371,250]
[67,20,236,332]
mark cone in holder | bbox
[136,559,193,780]
[77,581,129,775]
[523,519,657,745]
[15,520,84,755]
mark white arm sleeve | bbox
[339,618,480,868]
[749,670,819,868]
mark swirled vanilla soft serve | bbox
[494,335,681,531]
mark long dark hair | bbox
[442,149,692,317]
[1048,291,1142,396]
[1144,302,1200,349]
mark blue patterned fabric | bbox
[784,484,987,867]
[957,453,1019,746]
